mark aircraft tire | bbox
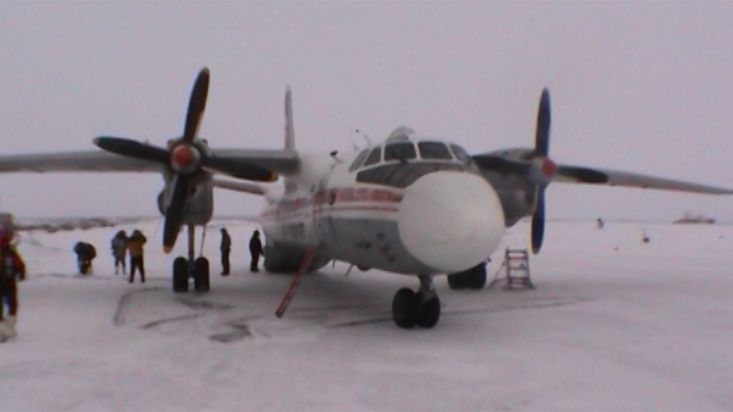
[173,257,188,293]
[194,257,210,292]
[468,264,487,290]
[447,273,465,290]
[416,294,441,328]
[392,288,418,329]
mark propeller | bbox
[530,88,551,254]
[94,68,275,253]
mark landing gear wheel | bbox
[447,273,465,290]
[416,295,441,328]
[448,263,487,290]
[173,257,189,293]
[392,288,418,329]
[194,257,210,292]
[468,264,487,290]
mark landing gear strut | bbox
[172,224,210,293]
[392,275,441,329]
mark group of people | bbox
[73,227,263,280]
[108,229,148,283]
[221,228,263,274]
[74,229,147,283]
[0,226,263,342]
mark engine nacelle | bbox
[479,148,538,227]
[157,171,214,226]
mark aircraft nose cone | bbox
[398,171,505,273]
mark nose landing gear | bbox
[392,275,441,329]
[172,224,211,293]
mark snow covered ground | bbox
[1,219,732,411]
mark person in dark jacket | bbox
[220,228,231,275]
[110,230,128,275]
[249,230,263,272]
[73,241,96,275]
[0,231,25,338]
[127,230,147,283]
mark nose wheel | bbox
[392,275,441,329]
[172,224,211,293]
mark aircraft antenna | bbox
[355,129,372,146]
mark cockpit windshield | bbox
[418,141,453,160]
[363,147,382,166]
[350,138,472,175]
[349,148,370,172]
[384,142,417,162]
[450,144,471,164]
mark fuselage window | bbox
[384,142,416,162]
[418,141,453,160]
[450,144,471,164]
[349,149,370,172]
[363,147,382,167]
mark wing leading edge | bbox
[0,151,162,173]
[473,154,733,195]
[552,164,733,195]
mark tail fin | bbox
[285,86,295,151]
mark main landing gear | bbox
[447,262,487,290]
[392,275,441,329]
[172,225,210,293]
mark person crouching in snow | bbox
[0,232,25,341]
[73,241,97,275]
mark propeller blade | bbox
[535,88,551,157]
[556,165,609,184]
[531,187,545,254]
[183,68,210,143]
[94,136,169,164]
[162,175,190,253]
[471,154,531,175]
[201,156,277,182]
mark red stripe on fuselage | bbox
[261,187,403,219]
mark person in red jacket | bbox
[0,231,25,340]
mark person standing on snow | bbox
[127,229,147,283]
[110,230,128,275]
[220,228,231,275]
[0,231,25,341]
[249,230,263,272]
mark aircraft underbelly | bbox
[316,216,437,275]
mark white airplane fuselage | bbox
[260,143,506,276]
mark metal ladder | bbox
[488,248,535,289]
[275,248,316,318]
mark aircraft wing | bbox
[474,154,733,195]
[552,164,733,195]
[0,151,162,173]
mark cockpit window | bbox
[363,147,382,166]
[418,141,453,160]
[450,144,471,164]
[384,142,416,162]
[349,149,370,172]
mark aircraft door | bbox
[312,162,339,246]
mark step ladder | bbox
[488,248,535,290]
[275,248,316,318]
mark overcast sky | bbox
[1,1,732,222]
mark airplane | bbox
[0,67,730,329]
